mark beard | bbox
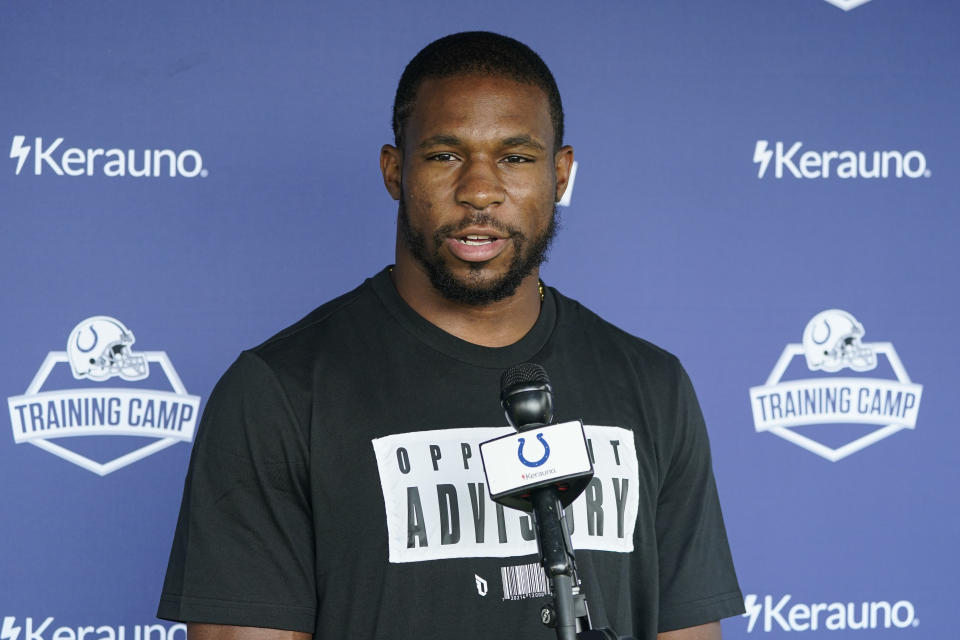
[397,198,558,306]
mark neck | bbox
[391,253,542,348]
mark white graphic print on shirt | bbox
[372,425,639,563]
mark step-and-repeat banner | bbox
[2,2,957,638]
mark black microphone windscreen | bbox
[500,362,551,395]
[500,362,554,429]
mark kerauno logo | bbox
[9,136,207,178]
[0,618,186,640]
[753,141,930,179]
[742,594,918,632]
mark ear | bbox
[553,145,575,202]
[380,144,402,201]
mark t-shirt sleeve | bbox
[157,351,316,632]
[655,362,744,632]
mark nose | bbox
[455,157,506,210]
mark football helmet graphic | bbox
[801,309,876,372]
[67,316,149,381]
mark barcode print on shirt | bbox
[500,561,549,600]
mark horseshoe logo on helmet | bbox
[75,325,98,353]
[811,319,831,346]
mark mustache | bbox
[433,212,524,241]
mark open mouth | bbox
[457,234,497,246]
[446,233,508,262]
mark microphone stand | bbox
[497,363,631,640]
[531,486,585,640]
[531,486,620,640]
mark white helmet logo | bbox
[801,309,876,372]
[67,316,149,381]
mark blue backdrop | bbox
[3,1,957,638]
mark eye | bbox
[502,155,533,164]
[428,152,458,162]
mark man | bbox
[158,32,744,640]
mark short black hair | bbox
[392,31,564,151]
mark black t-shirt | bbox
[158,268,743,639]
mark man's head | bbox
[392,31,565,153]
[381,33,573,307]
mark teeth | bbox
[460,235,494,246]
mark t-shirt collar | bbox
[369,266,556,369]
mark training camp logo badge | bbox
[749,309,922,461]
[7,316,200,475]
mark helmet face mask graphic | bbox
[67,316,149,381]
[801,309,877,373]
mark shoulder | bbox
[246,275,382,374]
[550,287,685,382]
[207,274,389,418]
[547,289,705,483]
[204,274,386,434]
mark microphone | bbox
[480,364,593,639]
[480,364,593,512]
[500,362,554,430]
[481,363,632,640]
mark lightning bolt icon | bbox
[742,594,762,633]
[1,617,22,640]
[753,140,772,179]
[10,136,31,175]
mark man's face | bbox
[388,74,569,305]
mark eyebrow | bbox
[501,135,546,152]
[416,134,547,152]
[417,134,462,150]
